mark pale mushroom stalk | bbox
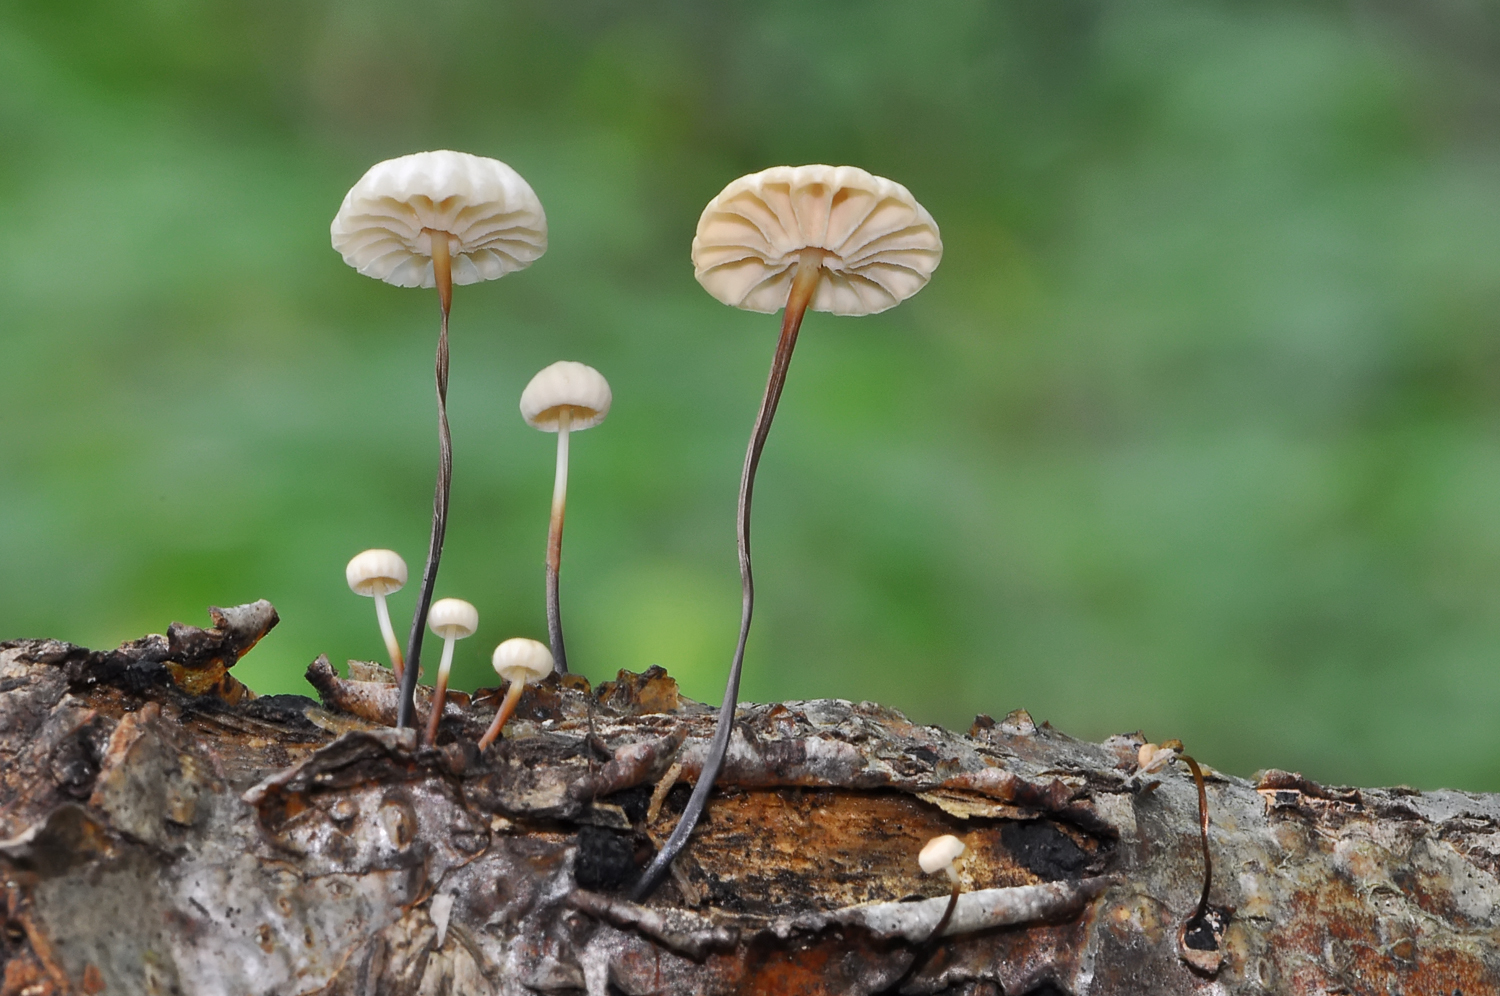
[476,680,525,752]
[400,233,455,731]
[421,597,477,747]
[631,248,822,901]
[545,406,572,671]
[374,593,404,681]
[422,631,458,747]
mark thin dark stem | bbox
[398,240,453,731]
[1182,754,1212,921]
[631,250,822,901]
[878,883,961,995]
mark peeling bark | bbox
[0,603,1497,994]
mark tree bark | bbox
[0,602,1496,995]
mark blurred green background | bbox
[4,1,1500,790]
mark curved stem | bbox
[373,593,404,681]
[546,409,571,674]
[1182,754,1213,922]
[631,248,823,901]
[398,234,454,731]
[477,680,525,752]
[422,637,456,747]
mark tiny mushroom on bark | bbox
[422,597,479,746]
[476,637,554,751]
[633,165,942,900]
[331,150,546,730]
[919,833,968,946]
[345,549,408,679]
[519,360,612,675]
[919,833,967,886]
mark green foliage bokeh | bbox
[4,1,1500,789]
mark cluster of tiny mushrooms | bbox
[329,151,1218,951]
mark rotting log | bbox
[0,603,1497,995]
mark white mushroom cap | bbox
[918,834,967,875]
[692,165,942,317]
[519,361,612,431]
[330,150,547,289]
[346,549,408,597]
[491,637,554,685]
[427,598,479,640]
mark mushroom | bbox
[918,833,967,887]
[920,834,968,944]
[476,637,554,751]
[632,165,942,900]
[421,597,479,746]
[345,549,409,680]
[331,150,547,730]
[519,361,612,674]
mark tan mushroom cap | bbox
[330,150,547,290]
[691,164,942,316]
[427,598,479,640]
[346,549,408,597]
[918,834,966,875]
[519,361,612,431]
[491,637,554,685]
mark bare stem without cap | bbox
[631,248,824,900]
[1182,754,1213,921]
[546,408,571,674]
[477,680,525,752]
[422,637,456,747]
[374,593,404,681]
[398,233,454,731]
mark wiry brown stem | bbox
[398,233,454,731]
[632,248,824,901]
[1181,754,1212,921]
[546,409,571,674]
[477,681,525,752]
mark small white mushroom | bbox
[919,834,967,887]
[331,150,547,731]
[477,638,555,751]
[635,165,941,901]
[422,598,479,746]
[346,549,409,679]
[917,833,969,948]
[519,361,612,675]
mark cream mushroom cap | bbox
[691,164,942,317]
[519,361,612,431]
[918,834,967,875]
[346,549,408,597]
[427,598,479,640]
[491,637,554,685]
[330,150,547,290]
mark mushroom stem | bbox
[431,229,453,319]
[632,246,824,901]
[477,680,525,752]
[373,592,405,681]
[422,636,457,747]
[398,239,455,731]
[546,407,571,673]
[1182,753,1213,924]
